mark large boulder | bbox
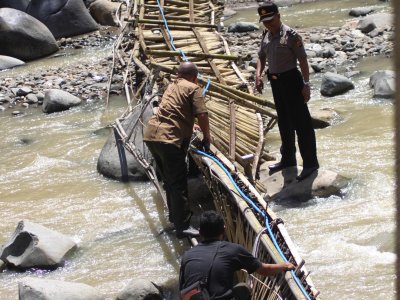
[89,0,120,26]
[26,0,99,39]
[258,162,350,202]
[0,220,76,270]
[227,22,259,33]
[0,8,59,61]
[116,279,162,300]
[19,278,104,300]
[320,72,355,97]
[357,13,392,34]
[0,0,30,11]
[97,100,154,181]
[42,89,82,113]
[0,55,25,71]
[369,70,395,99]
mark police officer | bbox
[255,1,319,181]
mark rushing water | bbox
[0,1,395,299]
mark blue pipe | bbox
[191,147,312,300]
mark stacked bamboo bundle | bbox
[135,0,278,176]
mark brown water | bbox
[0,1,395,299]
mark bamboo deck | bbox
[107,1,320,299]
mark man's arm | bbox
[256,57,267,93]
[298,57,311,103]
[255,262,295,277]
[196,112,211,152]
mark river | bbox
[0,0,395,299]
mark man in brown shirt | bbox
[144,62,211,238]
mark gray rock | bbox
[0,8,59,61]
[26,94,38,104]
[0,220,76,269]
[258,162,350,202]
[19,278,104,300]
[349,7,374,17]
[97,99,154,181]
[369,70,395,99]
[357,13,392,34]
[0,55,25,71]
[16,87,33,96]
[116,279,162,300]
[36,92,45,101]
[311,108,340,129]
[42,89,82,113]
[89,0,120,26]
[227,22,259,33]
[223,8,237,19]
[320,72,355,97]
[26,0,99,39]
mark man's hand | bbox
[256,76,264,93]
[302,85,311,103]
[200,138,210,153]
[282,262,295,272]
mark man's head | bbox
[199,210,225,240]
[177,62,198,83]
[258,2,280,31]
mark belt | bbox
[268,68,297,80]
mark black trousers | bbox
[268,68,319,168]
[145,141,191,231]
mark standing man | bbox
[144,62,211,239]
[180,210,295,300]
[256,1,319,181]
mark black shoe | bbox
[268,162,296,174]
[296,166,319,181]
[176,226,200,239]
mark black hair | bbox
[199,210,225,239]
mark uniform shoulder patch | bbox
[287,28,303,48]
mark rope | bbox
[190,147,313,300]
[155,0,211,95]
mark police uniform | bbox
[144,78,207,231]
[258,24,319,169]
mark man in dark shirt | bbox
[180,211,294,299]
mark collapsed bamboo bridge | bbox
[106,0,320,299]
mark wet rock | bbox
[116,279,162,300]
[0,220,76,270]
[97,100,154,181]
[349,7,374,17]
[89,0,120,26]
[0,106,5,112]
[12,110,23,116]
[42,89,82,113]
[311,108,340,129]
[19,277,104,300]
[0,8,59,61]
[227,22,259,33]
[258,162,350,202]
[320,72,355,97]
[0,55,25,71]
[369,70,395,99]
[26,0,99,39]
